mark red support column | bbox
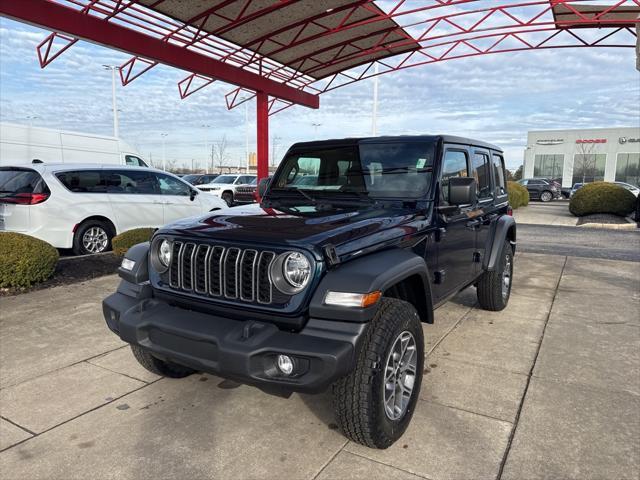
[256,91,269,181]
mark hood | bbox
[159,202,431,257]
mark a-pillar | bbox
[256,91,269,180]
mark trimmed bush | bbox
[112,228,154,256]
[507,181,529,209]
[0,233,59,288]
[569,182,636,217]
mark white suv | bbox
[0,164,227,255]
[197,174,256,206]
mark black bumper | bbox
[103,283,364,394]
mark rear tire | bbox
[540,190,553,202]
[130,345,195,378]
[332,298,424,449]
[477,240,513,311]
[72,219,113,255]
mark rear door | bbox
[524,179,541,199]
[470,149,498,272]
[156,172,202,222]
[433,147,477,301]
[106,169,164,231]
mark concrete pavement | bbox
[0,253,638,479]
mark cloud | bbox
[1,13,639,170]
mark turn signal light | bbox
[324,290,382,308]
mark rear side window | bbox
[56,170,106,193]
[0,168,50,202]
[105,170,160,194]
[492,153,506,196]
[441,150,469,204]
[472,152,492,199]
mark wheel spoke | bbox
[383,329,418,421]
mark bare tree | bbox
[212,135,229,170]
[574,142,597,184]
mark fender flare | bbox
[484,215,516,271]
[309,248,434,323]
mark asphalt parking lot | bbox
[0,252,638,480]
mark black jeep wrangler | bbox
[103,135,515,449]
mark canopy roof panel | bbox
[137,0,420,80]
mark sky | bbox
[1,6,639,171]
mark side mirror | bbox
[257,177,271,197]
[189,188,198,201]
[449,177,477,206]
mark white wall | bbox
[523,127,640,187]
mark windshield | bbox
[182,174,199,184]
[211,175,238,184]
[271,142,435,200]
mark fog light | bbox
[277,354,294,376]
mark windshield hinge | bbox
[323,244,340,267]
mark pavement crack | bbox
[0,415,36,437]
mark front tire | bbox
[332,298,424,449]
[477,240,513,311]
[130,345,195,378]
[221,191,234,207]
[540,190,553,202]
[72,219,113,255]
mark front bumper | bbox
[103,282,364,394]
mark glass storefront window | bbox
[615,153,640,187]
[534,154,564,179]
[572,154,606,185]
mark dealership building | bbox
[523,127,640,188]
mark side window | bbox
[238,176,254,184]
[441,150,469,204]
[157,174,190,196]
[492,153,506,196]
[56,170,106,193]
[105,170,159,194]
[472,151,492,199]
[124,155,147,167]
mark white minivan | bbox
[0,164,227,254]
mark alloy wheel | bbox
[502,254,512,300]
[82,226,108,253]
[383,330,417,421]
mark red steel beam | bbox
[0,0,319,109]
[256,91,269,181]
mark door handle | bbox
[466,219,482,229]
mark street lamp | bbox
[312,123,321,136]
[102,65,120,138]
[25,115,39,126]
[201,124,213,172]
[371,62,379,136]
[160,133,168,171]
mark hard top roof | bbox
[288,134,503,152]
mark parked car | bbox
[197,174,257,206]
[0,122,148,167]
[234,177,259,204]
[0,164,226,255]
[614,181,640,197]
[517,178,560,202]
[570,182,583,198]
[104,135,515,449]
[182,173,219,186]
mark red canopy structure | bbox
[1,0,638,179]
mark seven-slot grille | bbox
[168,241,276,304]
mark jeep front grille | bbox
[168,242,276,304]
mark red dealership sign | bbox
[576,139,607,144]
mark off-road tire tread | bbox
[477,240,512,311]
[130,345,195,378]
[332,298,422,449]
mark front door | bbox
[156,172,201,223]
[106,169,165,230]
[432,147,477,302]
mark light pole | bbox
[371,62,379,136]
[160,133,168,171]
[26,115,39,126]
[102,65,120,138]
[244,99,250,174]
[312,123,321,136]
[271,135,282,167]
[201,124,212,172]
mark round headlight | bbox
[284,252,311,288]
[159,239,172,267]
[271,252,311,294]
